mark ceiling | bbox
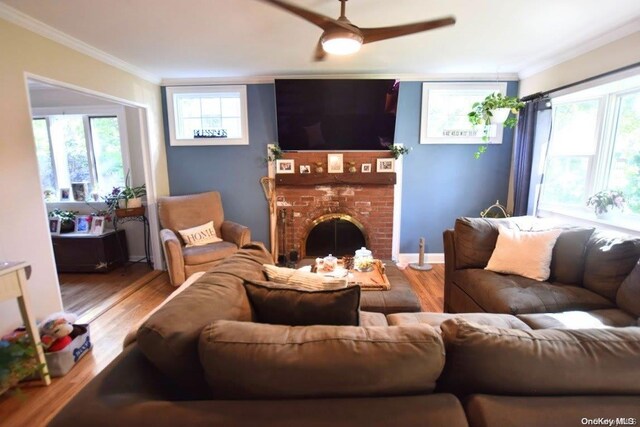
[3,0,640,82]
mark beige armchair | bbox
[158,191,251,286]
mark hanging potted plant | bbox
[468,93,525,158]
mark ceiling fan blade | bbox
[313,38,327,61]
[361,16,456,44]
[257,0,353,31]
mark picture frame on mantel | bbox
[376,158,395,173]
[276,159,294,174]
[361,163,372,173]
[327,154,343,173]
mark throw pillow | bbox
[485,225,562,281]
[263,264,347,290]
[244,282,360,326]
[178,221,222,247]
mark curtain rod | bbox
[521,61,640,102]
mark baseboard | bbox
[397,253,444,264]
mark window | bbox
[166,85,249,146]
[420,82,507,144]
[539,73,640,228]
[32,110,127,200]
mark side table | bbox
[0,261,51,386]
[113,206,152,267]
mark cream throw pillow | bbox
[263,264,347,290]
[485,225,562,281]
[178,221,222,247]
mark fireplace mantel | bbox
[275,173,396,186]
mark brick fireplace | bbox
[274,151,396,260]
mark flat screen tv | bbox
[275,79,398,151]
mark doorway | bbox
[26,77,163,322]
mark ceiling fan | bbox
[257,0,456,61]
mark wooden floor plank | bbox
[59,263,161,323]
[0,272,173,427]
[401,263,445,312]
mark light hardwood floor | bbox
[0,271,174,427]
[59,263,162,323]
[0,263,444,426]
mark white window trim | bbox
[420,82,507,145]
[166,85,249,146]
[32,105,130,204]
[537,76,640,233]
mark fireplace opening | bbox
[304,214,366,257]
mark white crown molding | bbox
[0,3,161,84]
[161,72,520,86]
[518,17,640,80]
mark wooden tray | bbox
[348,260,391,291]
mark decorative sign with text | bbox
[194,129,228,138]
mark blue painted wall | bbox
[396,81,518,253]
[163,84,275,244]
[163,81,518,254]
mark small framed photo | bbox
[71,182,87,201]
[74,215,91,233]
[90,216,105,235]
[327,153,343,174]
[48,217,61,235]
[60,188,71,201]
[361,163,372,173]
[376,158,395,173]
[276,159,294,174]
[299,165,311,174]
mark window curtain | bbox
[513,98,551,216]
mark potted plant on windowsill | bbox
[468,93,525,158]
[586,190,626,220]
[49,209,79,233]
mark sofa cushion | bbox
[244,282,361,326]
[136,243,273,393]
[452,268,614,315]
[549,227,595,284]
[437,318,640,396]
[617,259,640,317]
[465,395,640,427]
[453,217,514,269]
[360,311,388,326]
[517,309,638,329]
[181,241,238,265]
[485,226,562,281]
[387,312,531,331]
[583,231,640,301]
[262,264,347,290]
[199,320,445,399]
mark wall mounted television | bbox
[275,79,398,151]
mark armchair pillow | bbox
[178,221,222,247]
[485,225,562,281]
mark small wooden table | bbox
[0,261,51,386]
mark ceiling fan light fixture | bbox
[321,32,363,55]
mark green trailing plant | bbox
[468,93,525,159]
[0,335,40,396]
[102,171,146,214]
[266,144,283,163]
[388,145,411,159]
[586,190,626,215]
[49,208,79,232]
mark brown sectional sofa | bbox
[50,242,640,427]
[444,217,640,329]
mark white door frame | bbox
[24,72,163,269]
